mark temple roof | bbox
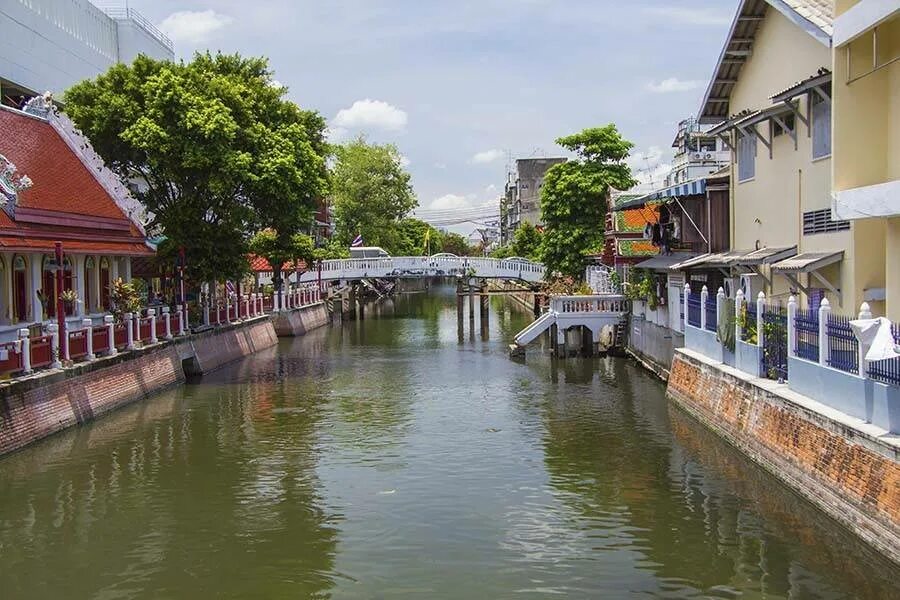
[0,107,152,256]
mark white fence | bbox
[298,256,545,283]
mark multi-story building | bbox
[695,0,848,311]
[500,157,567,242]
[1,0,174,104]
[664,117,732,187]
[831,1,900,320]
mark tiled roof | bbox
[782,0,834,36]
[0,107,152,255]
[248,254,307,273]
[0,109,128,219]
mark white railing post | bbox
[125,312,135,350]
[163,307,172,340]
[47,323,62,369]
[134,310,141,345]
[735,289,745,342]
[818,298,831,367]
[105,315,117,356]
[83,318,95,361]
[683,283,691,331]
[700,285,709,330]
[224,294,231,323]
[176,305,185,336]
[756,292,766,349]
[148,309,157,344]
[787,295,797,359]
[257,293,263,314]
[19,329,32,374]
[716,287,725,333]
[858,302,873,379]
[250,294,257,317]
[243,295,249,319]
[203,297,210,326]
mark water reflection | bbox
[0,284,897,599]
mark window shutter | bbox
[812,97,831,159]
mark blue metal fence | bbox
[826,314,859,375]
[794,308,819,361]
[687,295,701,328]
[868,322,900,386]
[705,298,718,332]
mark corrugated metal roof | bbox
[771,251,843,272]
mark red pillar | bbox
[55,242,68,361]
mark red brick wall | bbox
[667,350,900,562]
[0,347,184,456]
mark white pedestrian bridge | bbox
[514,295,629,350]
[297,256,546,284]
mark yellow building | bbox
[831,1,900,320]
[697,1,854,311]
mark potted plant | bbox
[60,289,79,314]
[108,278,142,323]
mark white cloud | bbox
[645,78,705,94]
[398,155,411,168]
[332,99,408,131]
[471,149,505,164]
[627,146,671,192]
[434,162,447,170]
[326,126,350,143]
[643,7,731,26]
[429,194,469,210]
[159,10,233,44]
[485,184,498,194]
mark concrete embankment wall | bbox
[486,280,536,313]
[627,316,683,381]
[667,348,900,563]
[0,306,328,457]
[272,302,329,337]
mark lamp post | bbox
[54,241,68,362]
[178,246,187,331]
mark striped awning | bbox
[614,178,708,211]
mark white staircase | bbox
[514,311,556,346]
[512,294,629,352]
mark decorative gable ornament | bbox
[0,153,32,212]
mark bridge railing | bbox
[303,257,545,281]
[551,295,629,314]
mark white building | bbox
[1,0,174,102]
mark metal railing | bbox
[705,299,718,332]
[95,5,175,51]
[826,313,859,375]
[794,308,819,361]
[687,295,702,328]
[868,323,900,386]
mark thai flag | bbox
[351,234,364,247]
[225,280,236,295]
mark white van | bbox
[349,246,391,259]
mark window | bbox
[811,93,831,159]
[803,208,849,235]
[737,133,756,182]
[13,255,27,322]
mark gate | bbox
[761,303,788,381]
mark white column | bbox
[83,318,95,361]
[858,302,873,378]
[176,305,185,336]
[47,323,61,369]
[148,308,157,344]
[105,315,117,356]
[735,290,745,342]
[225,293,231,323]
[700,285,709,330]
[109,258,119,284]
[73,255,86,317]
[683,283,690,331]
[818,298,831,367]
[756,292,766,349]
[29,252,42,323]
[163,306,172,339]
[123,257,132,282]
[787,295,797,359]
[18,329,31,374]
[92,256,101,315]
[125,312,134,350]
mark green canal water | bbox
[1,285,898,599]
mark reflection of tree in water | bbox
[535,359,897,598]
[0,359,340,599]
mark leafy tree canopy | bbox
[394,218,443,256]
[64,52,328,283]
[540,124,636,278]
[249,229,315,287]
[510,222,542,261]
[441,232,473,256]
[331,136,417,250]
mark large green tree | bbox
[248,229,315,292]
[540,125,636,278]
[64,52,328,283]
[331,137,417,250]
[395,218,442,256]
[511,222,542,261]
[441,232,472,256]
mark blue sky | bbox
[128,0,734,233]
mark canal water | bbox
[1,285,898,599]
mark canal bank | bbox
[2,285,897,599]
[0,302,328,457]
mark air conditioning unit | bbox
[740,274,761,299]
[705,153,713,160]
[693,152,702,160]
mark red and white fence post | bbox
[176,305,185,336]
[163,307,172,340]
[47,323,62,369]
[83,318,95,361]
[148,309,158,344]
[125,313,135,350]
[18,329,32,374]
[105,315,117,356]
